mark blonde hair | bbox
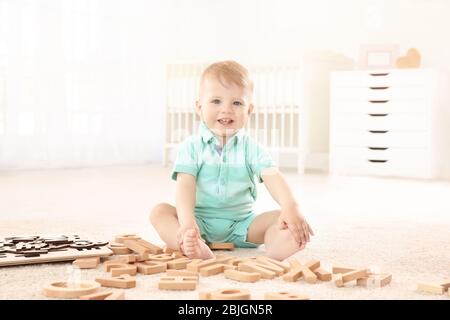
[200,60,253,94]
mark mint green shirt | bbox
[171,121,276,221]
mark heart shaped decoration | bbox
[396,48,421,69]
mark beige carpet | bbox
[1,165,449,300]
[1,217,449,300]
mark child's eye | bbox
[233,101,243,106]
[211,99,221,104]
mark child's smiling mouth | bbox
[217,118,234,126]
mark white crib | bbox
[164,63,308,173]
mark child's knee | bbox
[266,229,301,260]
[149,203,172,225]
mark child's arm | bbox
[261,168,314,248]
[175,173,200,243]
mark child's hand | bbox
[278,204,314,249]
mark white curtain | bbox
[0,0,169,169]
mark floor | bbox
[1,165,449,299]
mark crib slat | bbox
[253,70,261,143]
[280,66,286,148]
[289,68,297,148]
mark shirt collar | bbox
[199,121,245,146]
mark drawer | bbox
[331,70,433,88]
[332,113,429,131]
[331,99,429,114]
[331,130,430,148]
[330,147,432,178]
[332,86,429,100]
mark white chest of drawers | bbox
[329,69,449,179]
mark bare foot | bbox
[180,229,214,259]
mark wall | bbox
[1,0,449,170]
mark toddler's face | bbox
[196,76,253,140]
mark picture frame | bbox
[358,44,399,70]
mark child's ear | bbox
[248,103,254,115]
[195,100,202,117]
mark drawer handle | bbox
[369,100,389,103]
[368,159,388,163]
[369,72,389,76]
[368,147,389,150]
[369,86,390,90]
[368,113,389,117]
[368,130,389,134]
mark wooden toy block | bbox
[208,242,235,250]
[417,282,446,294]
[215,255,235,264]
[104,262,136,277]
[199,288,251,300]
[166,269,199,277]
[79,290,114,300]
[115,234,141,244]
[163,247,179,254]
[264,292,310,300]
[148,253,175,262]
[211,288,251,300]
[357,273,392,287]
[107,243,132,255]
[122,239,150,255]
[313,268,332,282]
[299,268,317,284]
[105,262,128,272]
[135,239,163,254]
[110,265,137,277]
[171,251,185,258]
[199,291,211,300]
[134,252,149,262]
[227,258,250,266]
[223,264,237,271]
[377,274,392,287]
[187,257,228,272]
[256,256,290,273]
[158,276,197,290]
[105,254,136,264]
[251,261,284,276]
[440,280,450,292]
[187,258,203,265]
[283,260,319,283]
[335,269,369,287]
[224,269,261,282]
[167,258,191,270]
[239,257,259,264]
[303,259,321,271]
[283,268,303,282]
[43,281,101,299]
[72,257,100,269]
[95,274,136,289]
[332,266,356,274]
[104,290,125,300]
[289,259,320,270]
[238,262,276,279]
[199,264,226,276]
[136,261,167,275]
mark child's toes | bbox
[184,229,196,240]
